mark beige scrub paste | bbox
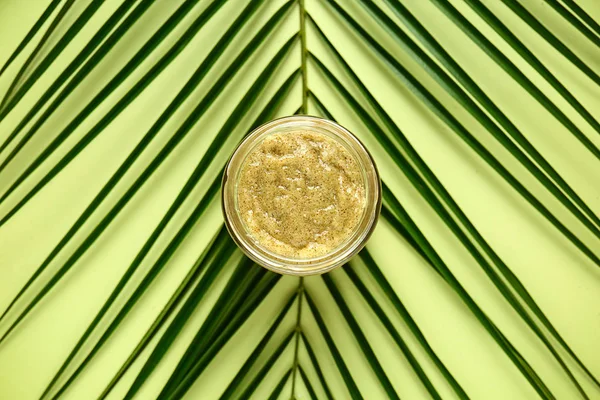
[237,130,366,258]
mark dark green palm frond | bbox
[560,0,600,36]
[0,0,62,77]
[434,0,600,151]
[308,16,598,390]
[0,0,225,205]
[0,0,77,112]
[0,0,153,153]
[267,369,293,400]
[0,1,598,399]
[320,0,599,268]
[540,0,600,47]
[368,0,600,226]
[498,0,600,86]
[0,0,140,122]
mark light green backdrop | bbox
[0,0,598,399]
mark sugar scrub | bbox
[237,130,366,258]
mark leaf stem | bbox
[290,278,304,399]
[292,1,308,394]
[299,0,308,113]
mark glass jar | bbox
[222,116,381,276]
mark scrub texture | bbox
[237,130,366,258]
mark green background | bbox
[0,0,598,398]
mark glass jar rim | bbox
[222,116,381,276]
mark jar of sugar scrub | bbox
[222,116,381,276]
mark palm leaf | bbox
[0,0,62,77]
[0,1,598,399]
[561,0,600,36]
[308,17,598,389]
[499,0,600,86]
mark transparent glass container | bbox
[222,116,381,275]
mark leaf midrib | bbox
[290,1,308,398]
